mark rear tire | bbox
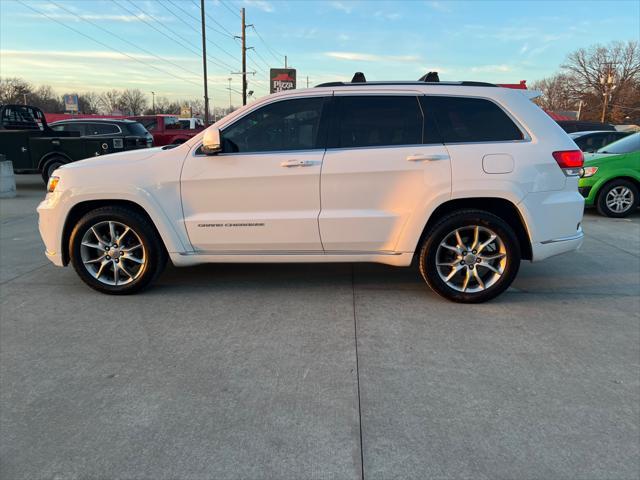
[69,206,167,294]
[596,179,638,218]
[418,210,521,303]
[41,156,65,183]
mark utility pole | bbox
[285,55,287,68]
[151,91,156,114]
[600,63,615,123]
[306,76,309,88]
[200,0,210,125]
[227,78,233,110]
[241,8,247,106]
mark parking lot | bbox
[1,175,638,479]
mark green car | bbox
[579,132,640,217]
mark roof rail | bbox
[315,80,498,88]
[315,70,497,88]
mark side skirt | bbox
[169,251,414,267]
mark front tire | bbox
[41,156,65,183]
[418,210,521,303]
[69,206,167,294]
[596,179,638,218]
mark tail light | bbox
[553,150,584,176]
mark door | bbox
[319,93,451,252]
[181,96,329,252]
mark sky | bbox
[0,0,638,107]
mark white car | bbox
[38,79,585,302]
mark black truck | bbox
[0,104,147,182]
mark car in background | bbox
[558,120,616,133]
[0,104,138,182]
[569,130,631,153]
[177,117,205,130]
[50,119,153,150]
[127,114,204,146]
[579,132,640,217]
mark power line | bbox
[16,0,203,88]
[251,25,283,64]
[47,0,204,80]
[191,0,236,38]
[118,0,236,73]
[160,0,238,64]
[251,48,272,71]
[218,0,241,19]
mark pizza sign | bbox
[270,68,296,94]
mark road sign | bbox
[270,69,296,94]
[63,94,78,112]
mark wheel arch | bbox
[415,197,533,261]
[38,151,72,172]
[595,175,640,198]
[61,199,170,266]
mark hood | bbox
[60,146,163,170]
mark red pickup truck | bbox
[127,115,204,146]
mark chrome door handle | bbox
[406,154,449,162]
[280,159,315,167]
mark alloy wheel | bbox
[605,186,634,214]
[79,220,146,286]
[435,225,507,293]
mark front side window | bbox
[222,97,326,153]
[426,96,524,143]
[59,123,86,135]
[164,117,181,130]
[330,96,423,149]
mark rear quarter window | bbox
[425,96,524,143]
[126,122,150,136]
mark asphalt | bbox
[1,175,639,480]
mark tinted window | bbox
[330,96,423,148]
[426,96,523,143]
[126,122,149,136]
[597,132,640,154]
[86,123,120,135]
[142,119,157,131]
[222,97,326,153]
[56,123,86,135]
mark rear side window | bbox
[425,96,523,143]
[56,123,86,135]
[330,96,424,148]
[126,122,149,136]
[87,123,120,135]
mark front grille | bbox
[578,186,591,198]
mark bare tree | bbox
[120,89,148,115]
[562,40,640,122]
[78,91,100,114]
[530,74,578,112]
[98,89,123,114]
[0,77,32,104]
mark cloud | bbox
[330,1,353,13]
[1,49,184,62]
[338,33,350,41]
[470,64,512,73]
[242,0,273,13]
[325,51,420,62]
[374,11,402,20]
[426,1,451,13]
[20,12,171,22]
[519,43,529,55]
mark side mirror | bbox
[202,128,222,155]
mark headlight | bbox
[581,166,599,178]
[47,176,60,193]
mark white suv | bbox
[38,79,585,302]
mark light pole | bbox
[600,63,616,123]
[151,91,155,114]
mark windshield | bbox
[596,132,640,154]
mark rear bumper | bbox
[519,187,585,262]
[531,229,584,261]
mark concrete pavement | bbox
[1,175,639,479]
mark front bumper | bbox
[37,192,66,267]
